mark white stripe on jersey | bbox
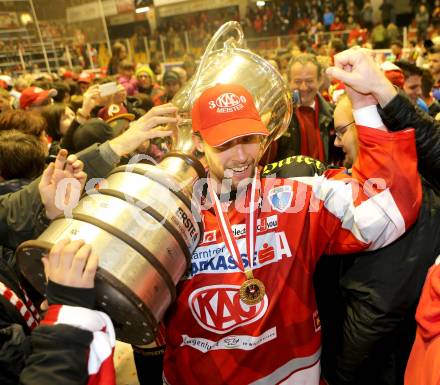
[279,360,320,385]
[249,349,321,385]
[293,175,405,250]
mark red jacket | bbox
[405,260,440,385]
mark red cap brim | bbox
[34,89,57,105]
[200,118,269,147]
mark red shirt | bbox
[295,104,325,162]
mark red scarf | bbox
[295,97,325,162]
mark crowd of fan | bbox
[155,0,440,58]
[1,10,440,384]
[2,30,440,193]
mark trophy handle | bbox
[184,21,244,109]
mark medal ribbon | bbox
[207,168,260,276]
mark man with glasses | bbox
[333,98,357,169]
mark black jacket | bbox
[377,89,440,193]
[274,93,339,163]
[0,142,119,384]
[318,92,440,385]
[317,181,440,385]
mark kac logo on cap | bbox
[208,92,247,114]
[191,84,269,147]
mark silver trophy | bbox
[17,22,292,345]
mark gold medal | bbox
[239,270,265,305]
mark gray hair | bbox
[287,53,322,81]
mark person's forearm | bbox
[74,142,120,180]
[373,82,398,108]
[377,90,440,192]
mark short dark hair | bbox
[395,60,424,78]
[287,53,323,80]
[0,109,46,138]
[0,130,46,179]
[30,80,51,90]
[40,103,66,140]
[65,79,80,96]
[52,81,70,103]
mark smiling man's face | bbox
[202,135,263,190]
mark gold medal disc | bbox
[239,278,265,305]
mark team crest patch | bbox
[268,185,293,212]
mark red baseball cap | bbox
[78,72,93,84]
[381,61,405,89]
[19,87,57,109]
[192,84,268,147]
[62,70,74,79]
[97,103,135,123]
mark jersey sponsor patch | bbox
[180,326,277,352]
[231,214,278,238]
[202,230,217,244]
[268,185,293,212]
[188,231,292,278]
[189,284,268,334]
[199,214,278,245]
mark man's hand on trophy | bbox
[39,149,87,220]
[42,239,98,289]
[326,47,397,107]
[109,103,177,157]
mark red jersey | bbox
[163,126,421,385]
